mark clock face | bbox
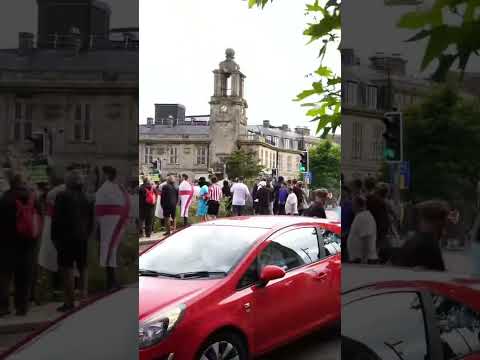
[220,105,228,112]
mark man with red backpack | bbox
[0,173,42,317]
[139,177,157,238]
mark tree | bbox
[308,139,340,190]
[404,86,480,207]
[225,149,264,180]
[398,0,480,82]
[247,0,341,137]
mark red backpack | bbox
[16,193,42,239]
[145,187,156,205]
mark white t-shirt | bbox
[231,182,250,206]
[347,210,378,262]
[285,193,298,215]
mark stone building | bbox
[139,49,320,181]
[341,49,432,181]
[0,0,138,187]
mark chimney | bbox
[18,32,34,54]
[263,120,270,128]
[146,117,153,126]
[295,127,310,136]
[369,53,407,76]
[281,124,289,131]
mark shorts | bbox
[207,200,220,216]
[163,207,176,220]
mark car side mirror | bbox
[257,265,285,287]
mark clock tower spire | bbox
[209,48,248,172]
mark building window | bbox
[73,104,92,142]
[12,102,33,142]
[274,136,279,147]
[144,146,152,164]
[344,81,358,105]
[284,138,291,149]
[352,121,363,160]
[266,135,273,145]
[366,86,377,109]
[370,125,384,160]
[196,146,207,165]
[169,146,179,165]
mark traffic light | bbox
[299,151,308,172]
[382,112,403,162]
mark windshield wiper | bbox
[176,271,228,279]
[139,269,181,278]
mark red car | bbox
[139,216,341,360]
[342,264,480,360]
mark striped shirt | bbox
[208,183,223,202]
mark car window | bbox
[318,227,341,257]
[237,260,259,290]
[431,294,480,359]
[342,292,429,360]
[258,227,320,272]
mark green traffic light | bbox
[384,148,395,160]
[300,166,306,172]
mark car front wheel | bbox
[197,331,248,360]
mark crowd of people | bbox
[0,165,134,317]
[341,176,475,273]
[137,174,338,237]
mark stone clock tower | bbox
[209,48,248,170]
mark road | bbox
[0,331,34,356]
[258,327,339,360]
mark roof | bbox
[247,125,318,142]
[342,264,480,294]
[0,48,138,73]
[195,215,341,233]
[139,124,209,136]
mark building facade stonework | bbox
[0,1,138,188]
[139,49,321,181]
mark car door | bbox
[314,225,341,322]
[250,226,331,354]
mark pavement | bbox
[258,326,340,360]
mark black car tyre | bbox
[197,331,248,360]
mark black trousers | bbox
[142,205,155,237]
[0,243,35,313]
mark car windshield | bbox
[139,225,266,276]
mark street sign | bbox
[399,161,410,190]
[303,171,312,184]
[28,164,49,184]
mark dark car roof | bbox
[196,216,340,233]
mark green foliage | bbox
[225,149,264,180]
[308,139,340,190]
[404,86,480,203]
[398,0,480,81]
[248,0,341,137]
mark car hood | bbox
[139,276,223,321]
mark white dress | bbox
[38,184,66,272]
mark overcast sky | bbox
[342,0,480,75]
[139,0,339,131]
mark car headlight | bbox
[139,304,186,349]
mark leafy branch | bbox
[398,0,480,81]
[247,0,341,137]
